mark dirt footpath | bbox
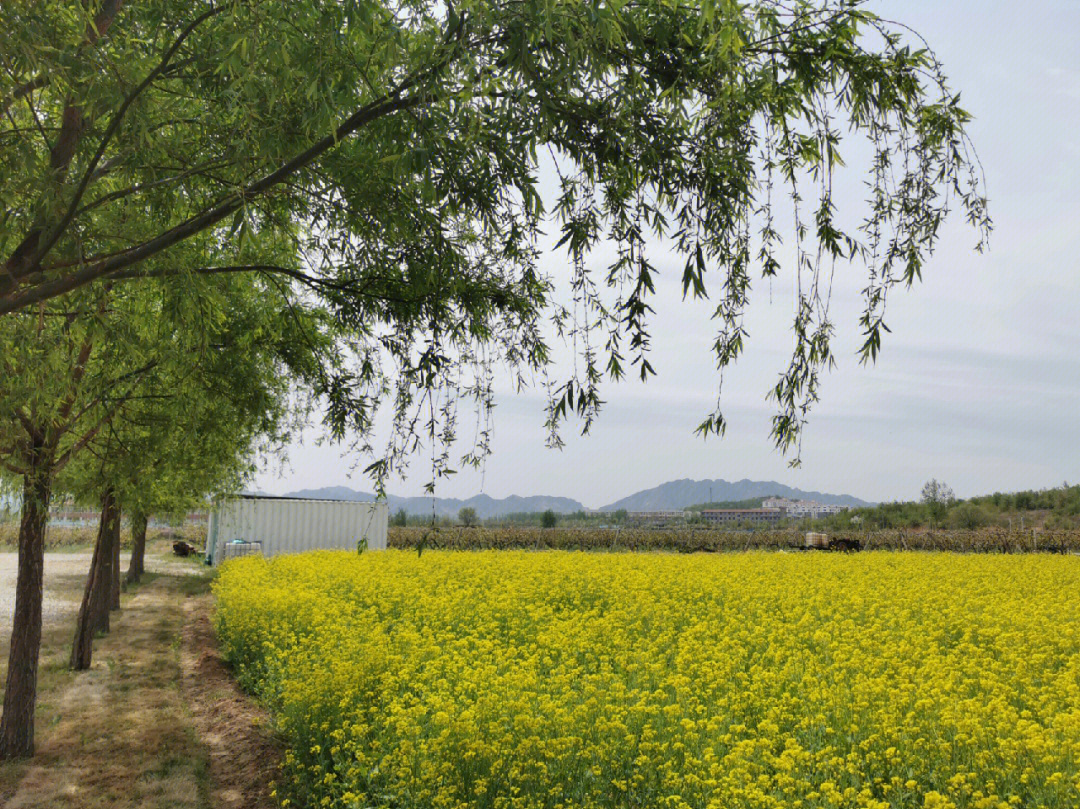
[180,592,281,809]
[0,550,281,808]
[0,550,198,655]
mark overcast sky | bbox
[256,0,1080,507]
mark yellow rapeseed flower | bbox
[214,551,1080,809]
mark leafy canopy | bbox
[0,0,988,476]
[51,274,326,516]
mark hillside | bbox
[599,478,871,512]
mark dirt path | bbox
[0,552,282,808]
[0,549,199,661]
[180,592,281,809]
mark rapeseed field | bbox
[214,551,1080,809]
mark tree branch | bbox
[16,3,229,279]
[107,263,435,307]
[0,91,429,314]
[53,358,159,473]
[54,408,114,473]
[0,5,470,314]
[2,0,125,281]
[0,75,49,118]
[12,408,38,443]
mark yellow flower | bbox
[214,550,1080,809]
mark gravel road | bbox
[0,552,93,643]
[0,549,201,645]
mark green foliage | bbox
[0,284,164,493]
[488,509,610,527]
[971,485,1080,516]
[685,497,767,511]
[0,264,326,543]
[821,484,1080,532]
[949,502,990,530]
[541,509,557,529]
[919,479,955,528]
[458,506,478,527]
[0,0,989,476]
[390,507,409,527]
[55,273,324,518]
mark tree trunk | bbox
[99,503,119,628]
[125,511,147,585]
[0,456,53,759]
[109,508,121,610]
[70,488,119,671]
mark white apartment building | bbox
[762,497,850,519]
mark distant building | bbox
[700,508,783,524]
[626,510,690,525]
[762,497,850,519]
[46,496,208,528]
[761,497,789,510]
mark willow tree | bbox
[0,286,143,758]
[0,271,326,754]
[1,0,989,757]
[64,275,320,671]
[1,0,988,460]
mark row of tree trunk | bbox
[1,482,149,757]
[71,488,118,669]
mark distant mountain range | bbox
[276,477,870,518]
[280,486,585,520]
[597,478,870,511]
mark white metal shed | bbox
[205,495,387,565]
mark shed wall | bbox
[206,498,387,565]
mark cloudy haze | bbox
[256,0,1080,507]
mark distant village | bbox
[624,497,851,527]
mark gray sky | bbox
[256,0,1080,507]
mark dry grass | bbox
[0,523,207,552]
[180,593,282,809]
[0,570,211,808]
[0,542,280,808]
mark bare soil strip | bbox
[180,591,282,809]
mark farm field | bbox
[387,526,1080,554]
[214,551,1080,809]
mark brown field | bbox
[0,524,207,552]
[388,525,1080,553]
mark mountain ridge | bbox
[279,477,871,517]
[280,487,586,520]
[597,478,870,511]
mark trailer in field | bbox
[205,494,387,565]
[803,532,862,552]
